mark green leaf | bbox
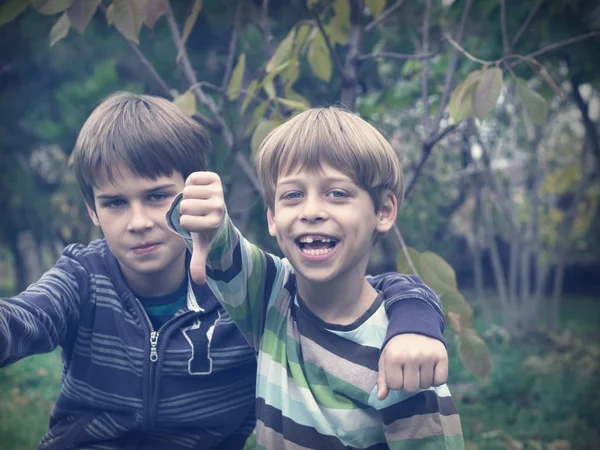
[227,53,246,101]
[0,0,30,28]
[332,0,350,23]
[110,0,145,44]
[440,290,473,329]
[49,11,70,47]
[458,328,493,379]
[396,246,421,275]
[308,31,332,83]
[67,0,100,34]
[419,251,458,292]
[448,70,482,123]
[325,21,348,46]
[251,120,277,156]
[263,81,276,99]
[177,0,202,62]
[517,77,549,126]
[143,0,166,28]
[474,67,503,120]
[240,79,259,115]
[306,0,318,9]
[293,24,310,57]
[32,0,73,15]
[274,97,308,111]
[246,99,270,135]
[281,58,300,87]
[366,0,386,18]
[284,87,311,108]
[266,28,295,73]
[173,90,197,116]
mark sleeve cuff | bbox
[383,298,446,349]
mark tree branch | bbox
[219,0,244,109]
[430,0,474,135]
[358,51,436,61]
[393,225,419,276]
[511,0,544,47]
[311,8,348,83]
[341,0,365,110]
[165,3,235,149]
[421,0,432,133]
[404,124,457,199]
[499,0,510,56]
[524,30,600,60]
[444,34,489,64]
[365,0,407,33]
[98,4,218,131]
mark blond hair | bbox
[256,106,404,211]
[72,92,210,208]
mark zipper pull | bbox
[150,331,159,363]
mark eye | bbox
[148,192,169,202]
[103,199,126,208]
[281,191,303,200]
[328,190,349,199]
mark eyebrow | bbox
[95,183,178,200]
[277,176,353,187]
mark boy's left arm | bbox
[368,273,448,397]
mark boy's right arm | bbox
[0,253,84,366]
[168,172,287,351]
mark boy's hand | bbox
[377,334,448,399]
[179,172,225,285]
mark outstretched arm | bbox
[0,252,84,366]
[369,273,448,396]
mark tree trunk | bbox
[15,230,44,292]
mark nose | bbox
[127,203,153,232]
[300,195,327,223]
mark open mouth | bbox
[295,235,338,256]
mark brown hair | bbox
[72,92,210,207]
[256,106,404,211]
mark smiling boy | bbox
[173,106,464,449]
[1,94,450,449]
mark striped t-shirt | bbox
[189,215,465,449]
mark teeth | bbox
[301,247,334,256]
[299,236,332,243]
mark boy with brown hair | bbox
[1,94,449,449]
[172,106,464,449]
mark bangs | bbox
[257,107,403,210]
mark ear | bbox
[266,208,277,237]
[375,191,397,234]
[86,202,101,227]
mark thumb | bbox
[189,232,212,285]
[377,355,389,401]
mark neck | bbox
[296,267,377,325]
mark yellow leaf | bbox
[366,0,386,18]
[274,97,307,111]
[227,53,246,101]
[516,77,549,126]
[173,90,197,116]
[0,0,30,28]
[67,0,100,34]
[308,31,332,82]
[266,28,295,73]
[110,0,145,44]
[448,70,482,123]
[246,100,270,135]
[240,79,259,115]
[474,67,503,120]
[49,11,70,47]
[458,328,492,379]
[143,0,167,28]
[32,0,74,15]
[251,120,277,156]
[420,251,458,291]
[177,0,202,62]
[396,246,421,275]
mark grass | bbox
[1,295,599,449]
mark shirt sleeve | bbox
[167,195,288,351]
[0,251,85,366]
[369,385,465,449]
[368,273,446,347]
